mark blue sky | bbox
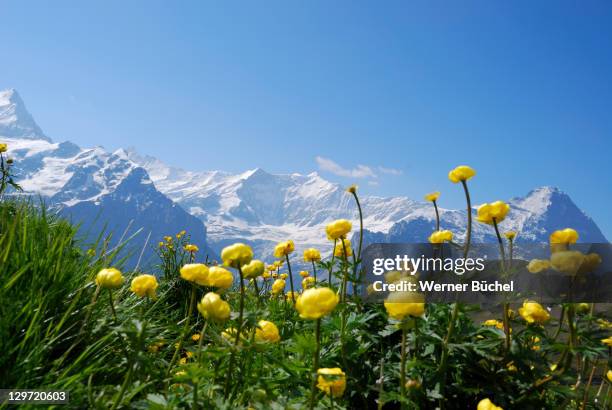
[1,1,611,237]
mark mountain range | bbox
[1,88,607,268]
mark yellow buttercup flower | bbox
[483,319,504,330]
[242,259,265,279]
[316,368,346,398]
[334,238,352,258]
[428,230,453,244]
[130,274,158,299]
[180,263,210,286]
[518,301,550,324]
[527,259,551,273]
[424,191,440,202]
[255,320,280,343]
[384,291,425,320]
[285,291,299,301]
[601,336,612,347]
[477,398,503,410]
[207,266,234,289]
[346,184,358,194]
[262,272,271,279]
[271,279,286,295]
[197,292,230,322]
[158,241,165,248]
[302,276,315,289]
[326,219,352,240]
[531,336,541,351]
[303,248,321,262]
[476,201,510,225]
[504,231,516,241]
[550,228,579,244]
[191,333,201,342]
[183,244,199,253]
[296,287,339,319]
[280,273,288,280]
[164,236,173,243]
[273,240,295,258]
[607,370,612,383]
[272,273,279,279]
[0,143,7,153]
[448,165,475,183]
[578,253,602,274]
[221,242,253,268]
[299,270,310,278]
[95,268,124,289]
[550,250,585,275]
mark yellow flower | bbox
[607,370,612,383]
[262,272,271,279]
[504,231,516,241]
[325,219,352,240]
[518,301,550,324]
[273,240,295,258]
[179,357,187,365]
[302,276,315,289]
[384,291,425,320]
[476,201,510,225]
[87,248,96,257]
[0,143,7,153]
[550,228,579,244]
[130,274,158,299]
[303,248,321,262]
[271,279,286,295]
[578,253,602,274]
[527,259,551,273]
[506,362,517,372]
[448,165,475,183]
[255,320,281,343]
[197,292,230,322]
[207,266,234,289]
[242,259,265,279]
[531,336,541,351]
[184,244,199,253]
[158,241,165,248]
[299,270,310,278]
[164,236,173,242]
[296,287,339,319]
[601,336,612,347]
[346,184,357,194]
[221,242,253,268]
[424,191,440,202]
[180,263,210,286]
[334,238,352,258]
[428,230,453,244]
[95,268,124,289]
[191,333,201,342]
[317,368,346,398]
[280,273,288,280]
[483,319,504,330]
[285,291,299,301]
[272,273,279,279]
[477,398,503,410]
[550,250,585,275]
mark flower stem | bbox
[460,180,472,259]
[312,261,317,283]
[197,320,208,364]
[108,289,118,324]
[350,191,364,261]
[224,266,246,396]
[433,200,440,231]
[329,239,337,286]
[167,284,197,377]
[400,326,407,410]
[309,318,321,410]
[111,361,133,410]
[492,219,510,352]
[285,254,296,305]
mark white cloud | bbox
[378,166,403,176]
[315,156,377,179]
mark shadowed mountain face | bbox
[1,88,607,268]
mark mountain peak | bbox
[0,88,50,142]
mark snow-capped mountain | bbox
[1,89,214,267]
[1,88,607,267]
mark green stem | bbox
[329,239,337,286]
[400,326,407,410]
[351,191,364,262]
[309,318,321,410]
[460,180,472,259]
[492,219,510,352]
[433,200,440,231]
[285,254,296,305]
[225,266,246,396]
[552,306,566,341]
[312,261,317,283]
[167,284,197,377]
[197,321,208,364]
[253,278,261,307]
[340,239,350,303]
[108,289,118,324]
[111,361,133,410]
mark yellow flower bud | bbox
[601,336,612,347]
[303,248,322,262]
[191,333,201,341]
[504,231,516,241]
[296,287,339,320]
[448,165,475,183]
[197,292,230,322]
[316,368,346,398]
[271,279,286,295]
[255,320,280,343]
[549,228,579,245]
[518,301,550,324]
[607,370,612,383]
[180,263,210,286]
[280,273,288,280]
[221,242,253,268]
[346,184,357,194]
[476,201,510,225]
[424,191,440,202]
[483,319,504,330]
[299,270,310,278]
[384,291,425,320]
[325,219,352,240]
[428,230,453,244]
[130,274,158,299]
[273,240,295,258]
[208,266,234,289]
[334,238,352,258]
[0,143,7,153]
[183,244,199,253]
[242,259,265,279]
[477,398,503,410]
[527,259,551,273]
[262,272,271,279]
[302,276,315,289]
[95,268,124,289]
